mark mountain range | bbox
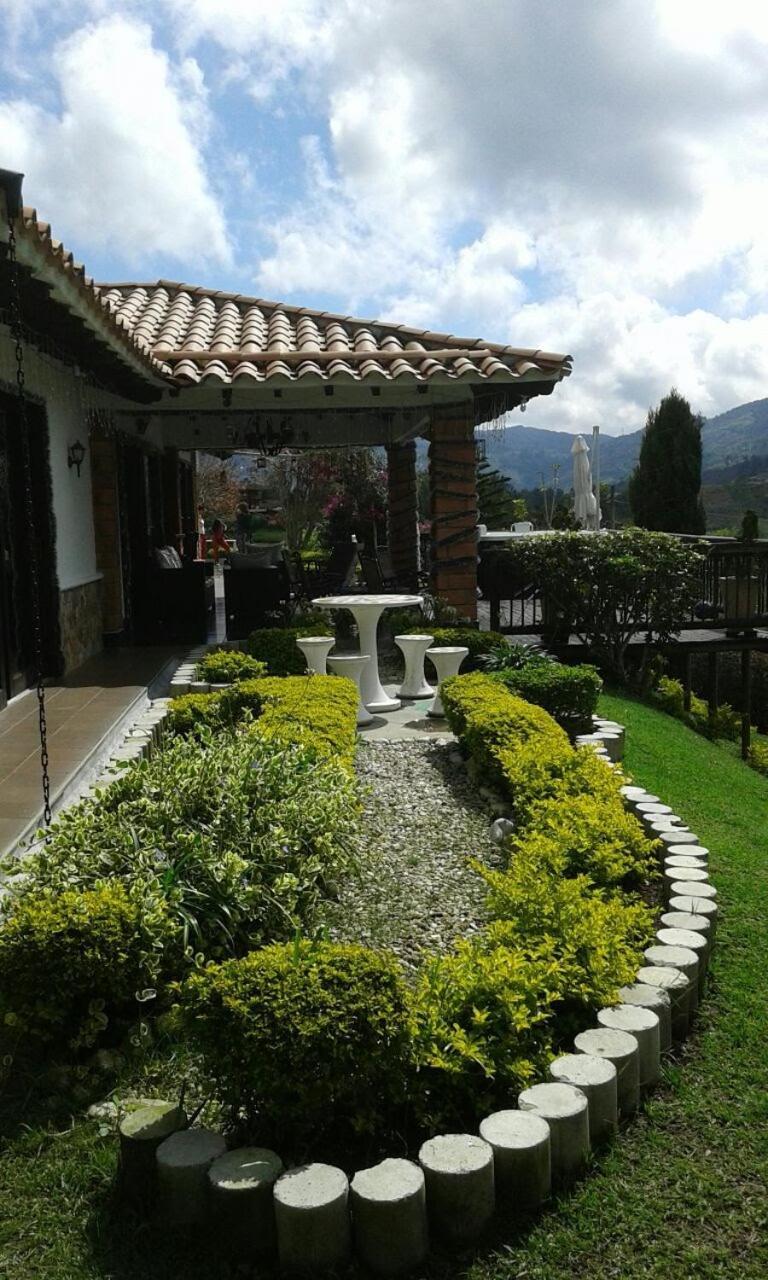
[482,396,768,490]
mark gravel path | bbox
[318,739,502,972]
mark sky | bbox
[2,0,768,435]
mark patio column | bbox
[386,440,419,590]
[90,432,125,638]
[428,410,477,621]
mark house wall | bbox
[0,325,119,671]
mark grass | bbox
[1,693,767,1278]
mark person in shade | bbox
[210,518,231,562]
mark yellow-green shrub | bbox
[411,939,559,1127]
[520,791,656,886]
[441,673,570,796]
[477,862,655,1029]
[166,691,223,736]
[0,884,171,1050]
[252,675,358,768]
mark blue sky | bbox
[3,0,768,433]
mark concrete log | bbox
[618,983,673,1052]
[478,1110,551,1210]
[518,1082,590,1182]
[573,1026,640,1117]
[636,965,690,1041]
[156,1128,227,1226]
[597,1005,661,1089]
[351,1158,428,1276]
[208,1146,283,1261]
[274,1163,351,1274]
[547,1053,618,1144]
[418,1133,495,1244]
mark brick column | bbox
[428,410,477,621]
[90,434,124,637]
[386,440,419,589]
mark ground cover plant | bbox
[194,648,266,683]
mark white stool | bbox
[296,635,335,675]
[425,646,469,718]
[327,654,373,725]
[395,634,435,699]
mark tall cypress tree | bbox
[628,388,706,533]
[477,456,523,527]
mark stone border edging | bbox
[113,717,714,1275]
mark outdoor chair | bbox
[359,551,398,593]
[135,553,214,642]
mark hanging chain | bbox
[6,216,52,826]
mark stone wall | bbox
[59,578,103,673]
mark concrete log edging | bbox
[115,719,718,1275]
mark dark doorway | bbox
[0,388,62,708]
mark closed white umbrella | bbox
[571,435,597,528]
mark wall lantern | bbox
[67,439,86,477]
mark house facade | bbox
[0,168,571,703]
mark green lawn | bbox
[1,694,767,1278]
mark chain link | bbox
[6,217,52,827]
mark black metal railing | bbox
[483,536,768,636]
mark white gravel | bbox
[318,740,502,972]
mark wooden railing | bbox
[482,536,768,636]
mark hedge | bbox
[495,661,602,734]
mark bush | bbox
[181,942,412,1141]
[196,649,267,684]
[652,676,740,742]
[0,884,171,1050]
[428,628,507,670]
[496,662,603,734]
[247,626,332,676]
[486,529,705,684]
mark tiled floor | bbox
[0,646,181,854]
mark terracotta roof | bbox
[1,171,571,396]
[95,280,573,390]
[9,206,169,384]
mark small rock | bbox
[87,1100,118,1122]
[489,817,515,845]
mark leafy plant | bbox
[747,738,768,776]
[653,675,740,742]
[428,628,507,670]
[181,941,412,1142]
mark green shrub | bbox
[9,731,359,968]
[411,939,558,1127]
[653,675,686,718]
[196,648,267,684]
[515,791,656,886]
[0,884,171,1049]
[496,662,603,734]
[166,691,223,736]
[181,942,412,1140]
[247,626,332,675]
[429,628,507,670]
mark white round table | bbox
[312,594,423,713]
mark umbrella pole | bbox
[592,424,601,530]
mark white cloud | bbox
[0,14,230,267]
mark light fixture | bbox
[67,439,86,477]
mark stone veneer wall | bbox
[59,578,103,674]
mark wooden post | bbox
[385,441,419,590]
[428,410,478,621]
[741,648,752,760]
[707,651,719,725]
[683,652,693,713]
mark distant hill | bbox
[482,396,768,490]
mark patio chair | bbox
[359,551,398,593]
[224,559,290,640]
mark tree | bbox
[196,453,242,525]
[628,389,706,533]
[477,456,525,528]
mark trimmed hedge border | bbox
[113,713,717,1276]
